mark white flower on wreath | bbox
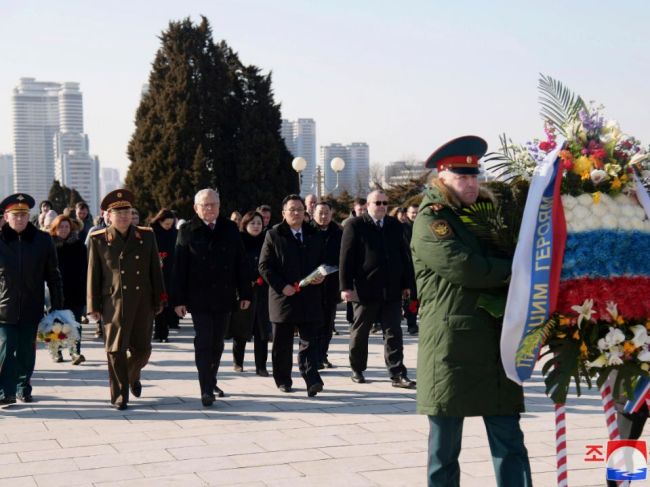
[606,301,620,321]
[630,325,650,348]
[637,347,650,363]
[52,323,62,334]
[571,299,596,328]
[598,327,626,351]
[586,354,607,368]
[590,169,609,185]
[606,347,624,366]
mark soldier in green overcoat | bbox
[411,136,531,487]
[87,189,164,410]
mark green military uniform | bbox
[412,136,531,487]
[87,190,164,408]
[412,181,523,417]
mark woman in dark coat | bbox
[228,211,270,376]
[150,209,177,342]
[50,215,87,364]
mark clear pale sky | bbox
[1,0,649,179]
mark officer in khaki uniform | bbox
[87,189,164,410]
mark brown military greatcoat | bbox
[87,225,164,353]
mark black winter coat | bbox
[152,222,177,298]
[0,222,63,325]
[259,222,326,323]
[171,216,251,313]
[227,231,268,340]
[339,213,413,303]
[53,233,87,308]
[310,220,342,306]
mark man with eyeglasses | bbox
[259,194,328,397]
[172,188,251,407]
[87,189,165,410]
[0,193,63,407]
[340,190,416,389]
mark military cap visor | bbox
[425,135,488,174]
[0,193,35,214]
[101,189,134,212]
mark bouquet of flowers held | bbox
[37,310,80,360]
[297,265,338,289]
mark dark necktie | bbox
[295,231,302,243]
[376,220,382,229]
[208,222,215,230]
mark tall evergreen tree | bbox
[126,17,297,219]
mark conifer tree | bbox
[126,17,297,219]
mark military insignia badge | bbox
[430,220,453,239]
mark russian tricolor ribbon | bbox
[501,142,567,384]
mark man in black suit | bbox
[172,188,252,407]
[340,190,416,388]
[259,194,327,397]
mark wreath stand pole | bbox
[555,401,569,487]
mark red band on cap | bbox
[437,155,479,171]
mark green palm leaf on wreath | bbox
[458,201,514,256]
[483,134,524,182]
[538,73,587,135]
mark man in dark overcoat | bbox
[340,189,415,388]
[87,189,164,410]
[172,188,251,407]
[259,194,327,397]
[0,193,63,406]
[310,199,342,368]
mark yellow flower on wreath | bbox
[610,178,622,190]
[579,341,588,359]
[572,155,593,176]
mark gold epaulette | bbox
[89,228,107,237]
[136,226,153,232]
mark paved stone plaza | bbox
[0,310,637,486]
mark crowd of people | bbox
[0,185,423,408]
[13,135,650,486]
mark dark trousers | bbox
[233,328,269,371]
[272,321,322,389]
[350,300,407,378]
[403,299,418,332]
[0,324,19,399]
[606,405,649,487]
[106,327,152,405]
[192,311,230,396]
[0,322,39,399]
[427,415,532,487]
[346,301,354,323]
[319,301,337,364]
[154,307,175,340]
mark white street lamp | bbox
[330,157,346,191]
[292,157,307,193]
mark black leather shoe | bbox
[351,372,366,384]
[317,362,325,370]
[391,376,416,389]
[307,383,323,397]
[201,394,215,407]
[214,386,225,398]
[408,328,419,336]
[324,360,334,369]
[256,368,269,377]
[111,401,127,410]
[17,393,33,403]
[0,397,17,407]
[278,384,292,393]
[130,380,142,398]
